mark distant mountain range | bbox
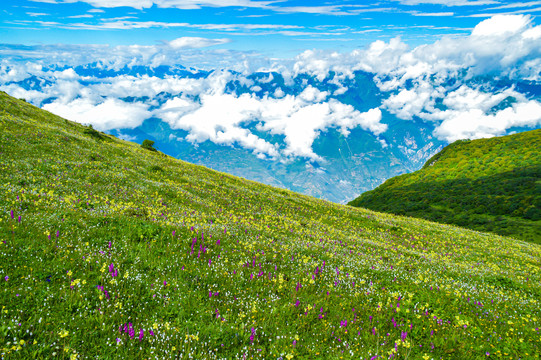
[349,129,541,243]
[2,64,541,203]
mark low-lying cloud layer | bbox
[1,15,540,157]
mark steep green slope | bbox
[1,91,540,359]
[349,130,541,243]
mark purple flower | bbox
[149,329,155,336]
[17,215,21,223]
[4,276,8,281]
[10,210,14,219]
[139,328,144,341]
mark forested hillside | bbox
[349,130,541,242]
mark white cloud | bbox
[168,37,231,49]
[471,14,531,36]
[433,100,541,141]
[43,97,151,131]
[153,77,385,159]
[393,0,497,5]
[298,85,328,102]
[409,12,455,16]
[29,0,276,10]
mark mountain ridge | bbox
[348,130,541,242]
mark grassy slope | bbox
[349,131,541,243]
[0,91,540,359]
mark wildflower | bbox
[67,270,72,277]
[4,276,8,281]
[59,330,69,338]
[139,328,144,341]
[401,331,407,341]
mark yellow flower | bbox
[423,355,430,360]
[67,270,73,277]
[286,355,294,360]
[70,354,78,360]
[172,346,176,351]
[59,330,69,338]
[19,340,25,345]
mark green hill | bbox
[349,130,541,243]
[1,91,540,359]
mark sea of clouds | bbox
[1,15,540,160]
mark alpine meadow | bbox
[1,92,540,359]
[2,0,541,359]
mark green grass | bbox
[1,91,541,359]
[349,131,541,243]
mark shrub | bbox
[83,125,108,141]
[141,139,157,152]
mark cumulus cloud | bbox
[43,97,151,131]
[354,15,541,141]
[290,15,541,85]
[433,101,541,141]
[155,79,385,159]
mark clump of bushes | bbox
[141,139,157,152]
[83,125,108,141]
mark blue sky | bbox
[2,0,541,57]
